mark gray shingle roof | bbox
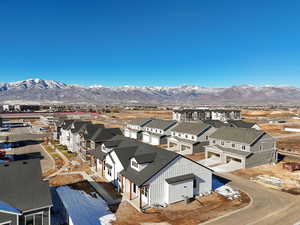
[171,122,211,135]
[210,127,265,145]
[214,145,251,157]
[203,120,229,128]
[71,121,91,133]
[114,142,179,186]
[228,120,256,129]
[165,173,195,184]
[128,118,152,126]
[0,159,52,212]
[144,119,177,130]
[62,120,75,129]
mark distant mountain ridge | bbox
[0,78,299,105]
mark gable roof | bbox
[113,141,179,187]
[90,128,122,143]
[210,127,265,145]
[144,119,177,130]
[127,118,152,127]
[0,159,52,212]
[203,120,229,128]
[171,122,211,135]
[80,124,104,140]
[228,120,256,129]
[71,121,91,133]
[62,120,75,130]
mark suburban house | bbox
[205,127,277,169]
[142,119,177,145]
[167,122,216,154]
[68,121,92,152]
[0,159,52,225]
[52,118,66,141]
[124,118,152,140]
[227,120,261,130]
[78,124,122,160]
[59,120,75,146]
[173,109,241,122]
[92,136,213,210]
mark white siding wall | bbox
[146,156,212,206]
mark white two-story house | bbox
[124,118,152,140]
[142,119,177,146]
[204,127,277,169]
[167,122,216,155]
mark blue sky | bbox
[1,0,300,87]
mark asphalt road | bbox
[202,173,300,225]
[1,127,54,172]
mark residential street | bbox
[1,127,54,172]
[202,173,300,225]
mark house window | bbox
[260,145,263,150]
[193,179,197,188]
[108,168,112,176]
[242,146,246,150]
[221,141,224,146]
[232,144,235,148]
[141,187,148,197]
[25,212,43,225]
[205,136,209,140]
[212,140,216,144]
[131,160,139,169]
[133,184,137,193]
[185,134,188,138]
[192,136,195,140]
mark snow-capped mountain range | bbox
[0,78,299,105]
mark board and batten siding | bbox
[145,156,212,206]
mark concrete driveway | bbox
[201,173,300,225]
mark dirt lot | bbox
[233,161,300,194]
[185,152,206,161]
[242,110,296,118]
[92,110,172,128]
[277,137,300,152]
[113,192,250,225]
[49,174,85,187]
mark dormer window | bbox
[131,160,139,169]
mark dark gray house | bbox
[167,122,216,154]
[0,159,52,225]
[205,127,277,169]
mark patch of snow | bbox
[215,185,240,200]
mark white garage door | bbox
[151,136,160,145]
[143,133,150,143]
[124,129,130,137]
[130,131,137,139]
[168,180,193,204]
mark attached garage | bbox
[124,129,130,137]
[143,132,150,143]
[208,152,221,159]
[130,131,137,139]
[165,174,195,204]
[151,136,160,145]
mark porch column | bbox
[139,187,142,210]
[102,160,104,176]
[121,176,124,193]
[129,180,132,200]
